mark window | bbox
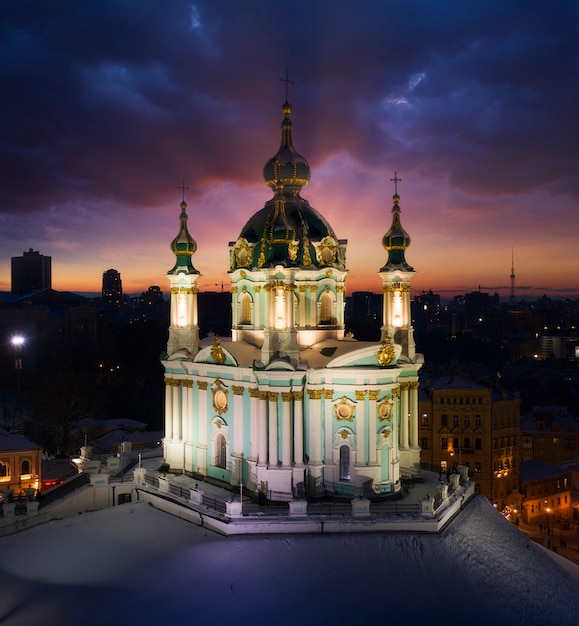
[464,416,470,427]
[240,294,252,325]
[475,414,481,426]
[320,292,332,324]
[474,462,481,473]
[339,445,351,481]
[0,462,7,477]
[21,460,30,475]
[421,414,429,426]
[453,415,459,427]
[464,437,471,449]
[420,438,429,450]
[452,437,459,449]
[441,414,448,427]
[215,434,227,469]
[441,438,448,450]
[475,438,482,450]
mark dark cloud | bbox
[0,0,577,294]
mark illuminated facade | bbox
[0,429,42,497]
[161,99,423,500]
[418,376,520,510]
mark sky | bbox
[1,0,578,299]
[1,496,579,625]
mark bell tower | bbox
[379,173,416,361]
[167,185,200,358]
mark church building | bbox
[161,97,423,500]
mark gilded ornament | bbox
[377,337,395,367]
[211,337,226,365]
[288,240,299,261]
[249,388,260,398]
[369,390,380,401]
[355,390,367,401]
[323,389,334,400]
[197,380,208,390]
[292,391,304,401]
[334,396,355,422]
[268,391,279,402]
[377,397,394,422]
[340,431,349,440]
[302,238,312,266]
[232,385,244,396]
[282,392,293,402]
[307,389,323,400]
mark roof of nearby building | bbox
[0,429,42,452]
[519,460,570,483]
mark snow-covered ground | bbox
[0,495,578,626]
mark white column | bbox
[324,390,334,464]
[249,388,259,460]
[233,386,244,455]
[197,380,208,475]
[400,383,409,449]
[392,387,400,460]
[268,391,279,466]
[299,286,306,327]
[309,286,317,327]
[165,378,174,440]
[355,390,367,464]
[369,390,379,464]
[293,391,304,465]
[182,381,192,443]
[172,381,181,440]
[254,286,261,328]
[282,392,292,467]
[307,389,323,463]
[258,391,268,464]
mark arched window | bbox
[215,433,227,469]
[21,460,30,475]
[320,292,332,324]
[240,293,252,325]
[0,462,7,477]
[339,445,350,481]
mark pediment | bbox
[326,342,402,369]
[193,344,237,366]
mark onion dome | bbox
[380,193,414,272]
[263,101,311,193]
[168,200,199,275]
[230,101,346,272]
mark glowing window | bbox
[21,460,30,475]
[320,292,332,324]
[240,293,251,325]
[0,463,7,477]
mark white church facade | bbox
[162,98,423,500]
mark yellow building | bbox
[0,429,42,498]
[519,461,572,524]
[419,376,520,510]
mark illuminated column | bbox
[254,286,261,328]
[309,286,317,327]
[165,378,174,440]
[197,380,208,474]
[258,391,268,464]
[268,392,279,466]
[299,286,306,327]
[391,386,400,460]
[281,392,292,467]
[410,382,419,448]
[293,391,304,465]
[369,390,379,464]
[231,287,239,327]
[307,389,323,463]
[232,386,244,455]
[172,380,181,441]
[400,382,409,449]
[355,390,367,464]
[182,381,193,443]
[324,389,334,464]
[249,388,260,460]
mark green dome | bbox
[381,194,414,272]
[168,201,199,275]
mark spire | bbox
[263,85,311,194]
[168,188,199,275]
[380,173,414,272]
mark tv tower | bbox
[510,249,516,307]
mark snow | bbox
[1,496,578,626]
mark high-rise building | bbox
[102,269,123,309]
[11,248,52,295]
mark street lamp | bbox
[10,335,25,429]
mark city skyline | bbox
[1,1,578,299]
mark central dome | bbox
[230,101,346,272]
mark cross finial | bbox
[280,69,295,103]
[390,171,402,195]
[177,180,190,203]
